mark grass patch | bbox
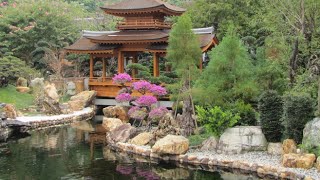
[188,131,213,147]
[0,85,34,109]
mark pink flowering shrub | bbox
[128,106,147,120]
[115,93,131,103]
[135,95,157,107]
[132,80,152,94]
[112,73,132,85]
[149,107,169,120]
[150,85,167,96]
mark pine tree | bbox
[166,14,202,136]
[194,29,258,107]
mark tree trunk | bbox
[289,38,299,86]
[178,79,195,136]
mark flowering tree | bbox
[112,73,169,129]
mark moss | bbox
[188,131,212,147]
[0,85,34,109]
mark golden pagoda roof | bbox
[101,0,185,16]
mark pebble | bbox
[187,150,320,180]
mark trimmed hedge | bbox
[258,91,283,142]
[282,93,314,144]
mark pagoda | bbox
[65,0,218,98]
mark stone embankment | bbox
[16,107,95,131]
[102,114,319,180]
[107,141,319,180]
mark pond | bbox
[0,121,260,180]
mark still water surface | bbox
[0,121,259,180]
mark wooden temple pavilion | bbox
[64,0,218,98]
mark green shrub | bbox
[232,100,257,126]
[282,93,314,144]
[196,105,240,137]
[258,90,283,142]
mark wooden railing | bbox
[117,20,172,29]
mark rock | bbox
[66,81,76,96]
[30,78,44,88]
[16,77,28,87]
[316,157,320,171]
[282,153,316,169]
[102,117,123,132]
[16,86,30,93]
[303,117,320,150]
[103,106,129,123]
[43,83,61,115]
[129,132,153,146]
[44,83,60,103]
[282,139,297,154]
[107,124,137,144]
[152,135,189,155]
[217,126,267,154]
[68,91,96,111]
[267,142,283,155]
[200,136,218,151]
[3,104,18,119]
[153,113,181,140]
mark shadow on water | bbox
[0,120,260,180]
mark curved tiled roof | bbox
[87,30,170,43]
[101,0,185,16]
[64,38,120,54]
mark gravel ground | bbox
[187,150,320,180]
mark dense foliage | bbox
[194,30,258,107]
[196,105,239,137]
[258,91,283,142]
[282,93,314,144]
[0,56,39,84]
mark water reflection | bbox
[0,121,260,180]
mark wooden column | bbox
[117,51,124,73]
[102,58,106,79]
[89,54,94,78]
[199,57,203,72]
[153,52,159,77]
[132,55,138,78]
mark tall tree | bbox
[194,29,258,107]
[166,13,202,136]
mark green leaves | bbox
[194,29,258,106]
[196,105,240,137]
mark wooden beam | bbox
[132,55,138,78]
[102,58,106,78]
[90,55,94,78]
[153,52,159,77]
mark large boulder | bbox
[153,113,181,140]
[107,124,137,144]
[102,117,123,132]
[3,104,18,119]
[267,142,283,155]
[282,153,316,169]
[43,83,61,115]
[282,139,297,154]
[129,132,153,146]
[103,106,129,123]
[44,83,60,103]
[303,117,320,150]
[200,136,219,151]
[217,126,267,154]
[68,91,96,111]
[152,135,189,155]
